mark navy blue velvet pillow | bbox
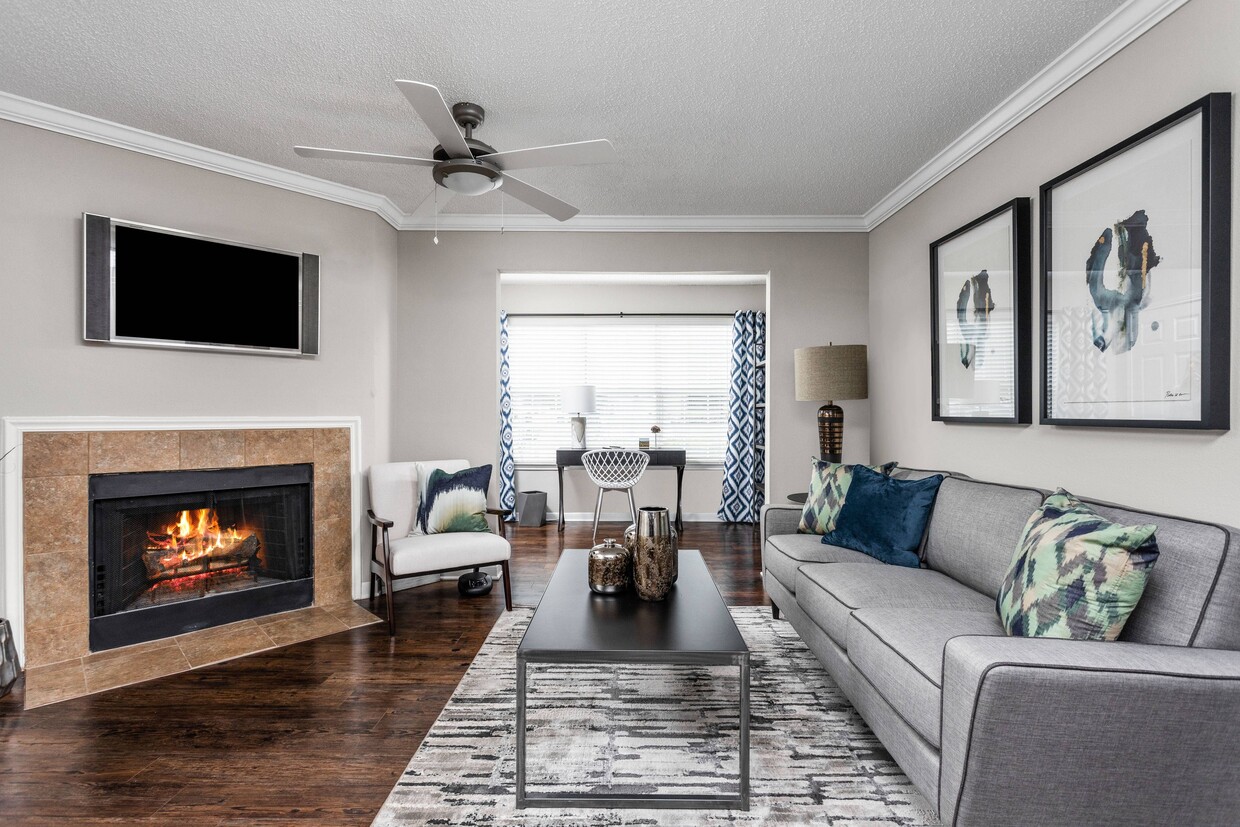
[821,465,944,567]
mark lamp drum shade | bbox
[561,384,597,414]
[795,345,868,402]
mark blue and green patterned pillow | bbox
[418,465,492,534]
[996,490,1159,641]
[798,459,898,535]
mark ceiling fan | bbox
[294,80,617,222]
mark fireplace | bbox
[88,464,314,651]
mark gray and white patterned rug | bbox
[373,607,940,826]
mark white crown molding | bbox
[0,0,1187,234]
[1,415,366,662]
[863,0,1190,230]
[0,90,406,228]
[395,213,869,232]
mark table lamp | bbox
[561,384,597,449]
[794,344,868,463]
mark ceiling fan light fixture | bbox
[434,158,503,196]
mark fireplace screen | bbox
[89,464,313,650]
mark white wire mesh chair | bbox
[581,449,650,543]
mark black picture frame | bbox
[929,198,1032,424]
[1040,93,1231,430]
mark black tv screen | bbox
[112,224,302,351]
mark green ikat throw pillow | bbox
[798,459,898,535]
[996,489,1159,641]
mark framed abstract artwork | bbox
[930,198,1032,423]
[1041,93,1231,429]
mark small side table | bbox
[787,492,808,504]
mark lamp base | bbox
[570,416,587,449]
[817,403,843,463]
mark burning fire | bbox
[147,508,247,569]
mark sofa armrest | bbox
[940,636,1240,826]
[760,504,801,545]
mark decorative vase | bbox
[589,539,630,594]
[632,507,677,601]
[0,619,20,698]
[625,521,677,583]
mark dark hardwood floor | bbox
[0,521,766,825]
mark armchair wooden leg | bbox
[382,570,396,637]
[369,573,377,604]
[500,560,513,611]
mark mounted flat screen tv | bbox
[83,214,319,356]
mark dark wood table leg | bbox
[675,464,685,533]
[557,464,566,532]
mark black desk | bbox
[555,448,687,532]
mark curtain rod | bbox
[504,312,738,318]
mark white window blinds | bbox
[506,316,733,465]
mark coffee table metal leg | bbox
[516,655,527,808]
[739,655,750,811]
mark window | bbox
[506,317,733,465]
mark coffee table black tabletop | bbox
[519,548,747,662]
[515,548,750,810]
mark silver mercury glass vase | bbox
[632,506,678,601]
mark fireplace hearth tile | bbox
[87,636,181,664]
[25,620,89,666]
[89,431,181,473]
[24,658,87,708]
[23,550,87,632]
[179,430,246,470]
[256,606,349,647]
[84,642,192,693]
[321,601,383,629]
[176,621,275,668]
[244,429,314,466]
[23,475,88,556]
[23,432,89,477]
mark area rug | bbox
[373,607,941,826]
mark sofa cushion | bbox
[1084,500,1238,649]
[821,466,944,567]
[997,490,1159,641]
[764,534,881,594]
[798,459,897,535]
[848,608,1004,747]
[795,563,994,650]
[923,476,1046,596]
[383,531,510,576]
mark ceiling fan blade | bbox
[500,175,580,222]
[294,146,436,166]
[410,186,454,219]
[479,139,617,171]
[395,80,472,159]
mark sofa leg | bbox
[500,560,513,611]
[771,602,781,620]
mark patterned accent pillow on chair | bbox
[996,489,1159,641]
[798,458,898,535]
[418,465,493,534]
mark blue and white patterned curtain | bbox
[498,311,516,519]
[718,310,766,523]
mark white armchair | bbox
[367,460,512,635]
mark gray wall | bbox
[395,232,870,517]
[0,119,400,475]
[868,0,1239,524]
[500,281,766,518]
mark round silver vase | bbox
[589,539,630,594]
[632,507,677,601]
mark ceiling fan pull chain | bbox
[433,186,439,245]
[500,190,505,235]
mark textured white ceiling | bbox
[1,0,1123,216]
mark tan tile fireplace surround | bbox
[5,420,375,708]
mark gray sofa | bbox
[761,468,1240,826]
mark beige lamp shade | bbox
[794,345,868,402]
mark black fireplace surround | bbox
[88,464,314,651]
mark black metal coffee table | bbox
[516,548,750,810]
